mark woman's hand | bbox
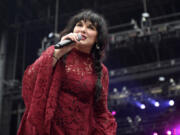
[52,33,80,66]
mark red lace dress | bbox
[17,46,117,135]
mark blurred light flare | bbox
[159,76,165,82]
[173,125,180,135]
[140,104,146,109]
[148,98,160,107]
[134,100,146,110]
[166,130,172,135]
[111,111,116,116]
[153,132,158,135]
[169,100,175,106]
[154,101,160,107]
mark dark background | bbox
[1,0,180,135]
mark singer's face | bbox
[73,20,98,53]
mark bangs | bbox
[73,11,101,29]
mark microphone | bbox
[54,34,82,49]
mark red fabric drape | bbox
[17,46,117,135]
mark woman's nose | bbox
[80,26,86,33]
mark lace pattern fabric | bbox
[17,46,117,135]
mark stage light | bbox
[154,101,160,107]
[113,88,118,93]
[48,32,54,38]
[140,104,146,110]
[121,86,129,96]
[148,98,160,107]
[135,115,141,122]
[159,76,165,82]
[169,78,176,86]
[169,100,175,106]
[127,116,133,123]
[166,130,172,135]
[153,132,158,135]
[111,111,116,116]
[135,101,146,110]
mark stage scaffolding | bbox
[1,11,180,135]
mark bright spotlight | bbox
[140,104,146,110]
[148,98,160,107]
[169,100,175,106]
[135,101,146,110]
[154,101,160,107]
[166,130,172,135]
[153,132,158,135]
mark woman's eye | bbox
[88,25,95,30]
[76,23,82,26]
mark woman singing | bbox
[17,9,117,135]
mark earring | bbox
[96,43,100,50]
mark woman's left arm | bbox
[93,65,117,135]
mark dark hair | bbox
[60,9,108,102]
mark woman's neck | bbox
[75,46,92,54]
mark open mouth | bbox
[81,35,87,40]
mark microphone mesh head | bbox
[77,34,82,41]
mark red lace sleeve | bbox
[93,65,117,135]
[17,46,56,135]
[22,46,54,109]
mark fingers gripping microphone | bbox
[54,34,82,49]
